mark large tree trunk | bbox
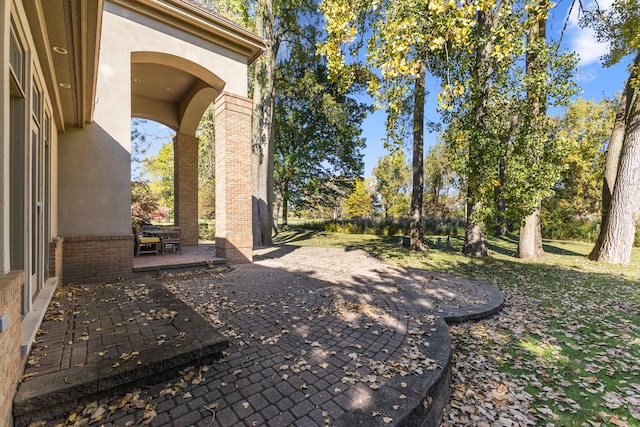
[252,0,276,248]
[495,114,517,237]
[589,53,640,260]
[409,62,427,251]
[463,189,488,257]
[462,10,494,257]
[518,17,546,259]
[517,200,544,259]
[590,90,640,264]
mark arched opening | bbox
[130,118,175,226]
[130,52,223,252]
[130,115,216,241]
[131,52,225,134]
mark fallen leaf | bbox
[140,404,157,425]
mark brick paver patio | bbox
[15,246,503,427]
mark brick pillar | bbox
[0,271,24,427]
[174,134,199,246]
[214,93,253,263]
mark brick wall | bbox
[0,270,24,427]
[48,237,64,278]
[214,92,253,263]
[174,134,199,246]
[61,235,133,284]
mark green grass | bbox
[274,227,640,426]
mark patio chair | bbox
[133,227,160,256]
[161,226,182,254]
[141,224,160,234]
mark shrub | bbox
[299,217,466,237]
[199,222,215,240]
[542,217,600,243]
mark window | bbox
[9,21,26,273]
[9,27,25,93]
[32,81,42,125]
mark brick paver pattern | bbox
[31,246,501,427]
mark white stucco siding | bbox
[95,3,251,150]
[57,124,131,236]
[93,10,133,152]
[104,2,248,97]
[57,6,134,236]
[60,2,250,237]
[49,126,59,238]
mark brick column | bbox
[174,134,199,246]
[214,93,253,263]
[0,271,24,427]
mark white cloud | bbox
[576,67,598,83]
[565,0,613,66]
[570,29,610,66]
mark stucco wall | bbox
[104,2,248,97]
[59,2,251,238]
[49,124,58,239]
[57,125,131,236]
[94,2,249,147]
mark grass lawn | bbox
[274,228,640,426]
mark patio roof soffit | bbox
[109,0,267,65]
[23,0,104,131]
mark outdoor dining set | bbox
[133,225,182,256]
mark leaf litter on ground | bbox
[27,236,640,427]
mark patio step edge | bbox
[133,257,226,273]
[13,333,229,427]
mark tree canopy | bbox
[373,152,410,218]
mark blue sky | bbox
[360,0,631,177]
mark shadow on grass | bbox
[274,228,324,244]
[542,241,585,257]
[485,235,519,257]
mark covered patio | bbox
[132,241,225,273]
[1,1,266,424]
[51,0,265,284]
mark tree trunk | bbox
[282,181,289,228]
[518,17,546,259]
[273,186,282,233]
[591,91,640,264]
[462,9,494,257]
[252,0,276,248]
[463,191,488,257]
[589,52,639,260]
[516,200,544,259]
[495,155,507,236]
[409,62,427,251]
